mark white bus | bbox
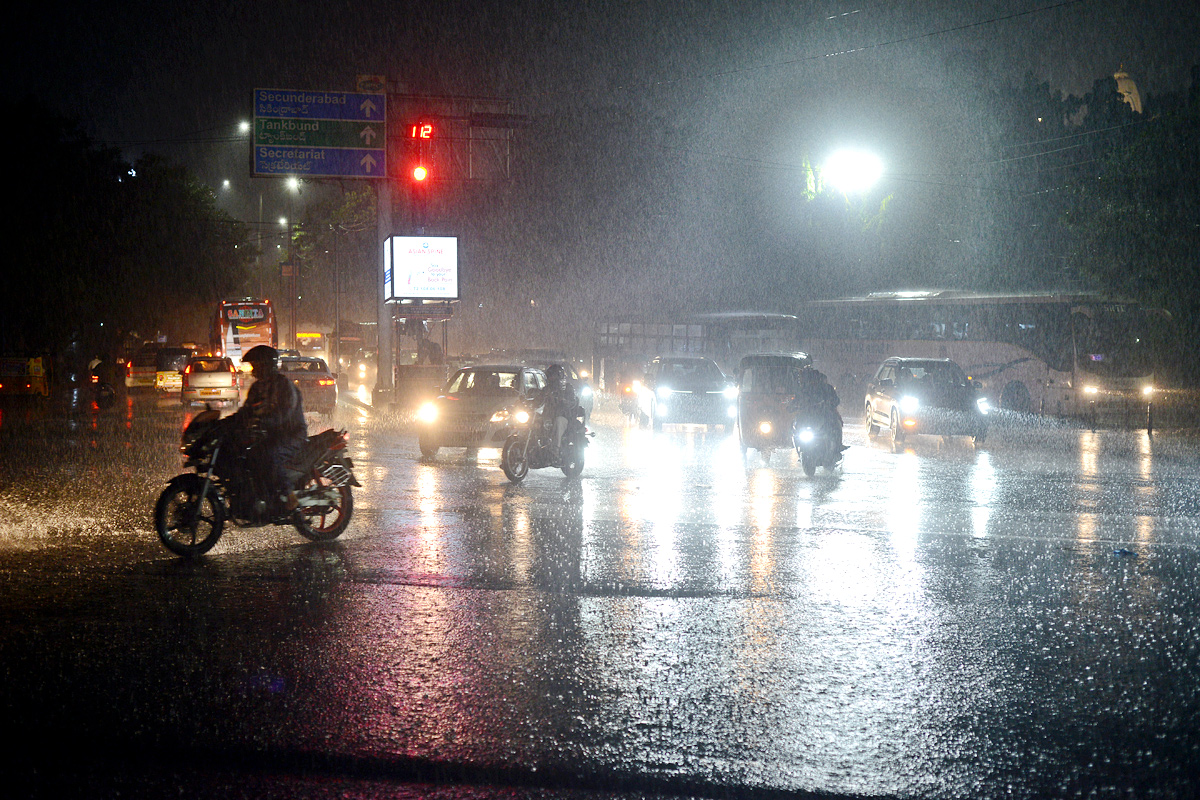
[796,291,1160,422]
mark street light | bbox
[823,149,883,195]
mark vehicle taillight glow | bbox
[318,378,335,386]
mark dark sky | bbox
[7,1,1198,347]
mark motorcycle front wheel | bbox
[501,435,530,483]
[155,473,226,557]
[292,477,354,541]
[800,448,818,477]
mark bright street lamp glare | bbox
[824,149,883,194]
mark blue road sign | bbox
[252,88,386,179]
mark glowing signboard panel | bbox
[384,236,459,301]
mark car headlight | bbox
[976,396,991,415]
[899,395,920,414]
[489,408,510,423]
[1142,385,1155,397]
[722,385,738,400]
[416,402,438,424]
[1083,385,1099,395]
[656,386,674,400]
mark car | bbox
[415,364,547,458]
[180,355,241,406]
[124,348,158,390]
[277,355,338,416]
[735,352,813,456]
[864,357,990,445]
[637,355,738,430]
[155,347,193,393]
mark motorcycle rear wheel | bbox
[561,440,585,478]
[501,436,530,483]
[292,477,353,541]
[155,473,226,557]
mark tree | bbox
[1063,68,1200,380]
[2,99,252,353]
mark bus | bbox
[211,298,277,366]
[593,312,801,389]
[795,291,1161,422]
[295,325,332,364]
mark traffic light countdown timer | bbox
[409,120,433,183]
[404,119,434,225]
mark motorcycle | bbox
[500,400,590,483]
[792,401,842,477]
[154,409,360,557]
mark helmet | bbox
[546,363,566,383]
[242,345,278,365]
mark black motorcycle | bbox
[792,402,842,477]
[154,409,360,557]
[500,400,589,483]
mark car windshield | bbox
[189,359,229,373]
[447,369,520,395]
[896,361,968,387]
[280,359,328,373]
[661,359,723,383]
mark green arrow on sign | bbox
[254,118,385,149]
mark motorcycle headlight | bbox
[758,421,772,435]
[797,428,815,443]
[416,402,438,424]
[899,395,920,414]
[514,409,530,425]
[976,396,991,415]
[579,385,593,399]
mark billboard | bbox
[384,236,459,301]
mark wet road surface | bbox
[2,393,1199,798]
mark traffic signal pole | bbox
[373,180,394,408]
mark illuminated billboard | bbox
[384,235,459,301]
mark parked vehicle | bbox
[735,352,812,459]
[154,410,359,557]
[637,355,738,431]
[180,355,241,406]
[500,396,589,483]
[864,357,990,446]
[416,365,547,458]
[278,356,338,416]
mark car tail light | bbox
[317,378,336,386]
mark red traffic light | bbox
[412,165,428,181]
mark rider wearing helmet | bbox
[234,345,307,510]
[543,363,579,460]
[795,364,846,453]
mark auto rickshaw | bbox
[736,352,812,459]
